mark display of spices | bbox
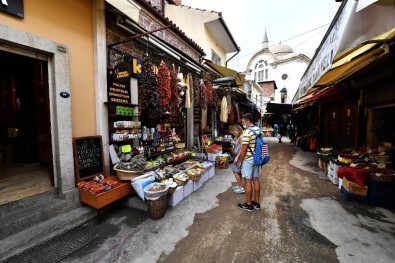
[77,178,121,195]
[157,61,171,110]
[206,81,214,108]
[140,55,161,126]
[170,65,179,109]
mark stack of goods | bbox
[367,168,395,209]
[113,154,147,180]
[318,148,333,175]
[338,166,370,203]
[77,176,121,195]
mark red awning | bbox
[297,86,340,105]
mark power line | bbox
[235,23,330,59]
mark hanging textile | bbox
[220,96,228,123]
[226,95,232,115]
[188,74,194,101]
[228,103,235,123]
[201,108,207,129]
[235,102,241,123]
[157,61,171,110]
[185,75,191,108]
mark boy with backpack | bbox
[236,113,270,212]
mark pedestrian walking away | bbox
[230,125,244,194]
[236,113,261,212]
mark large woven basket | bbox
[146,194,168,220]
[114,163,143,180]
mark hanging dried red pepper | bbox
[206,81,214,108]
[157,61,171,110]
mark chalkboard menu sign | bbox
[73,136,106,182]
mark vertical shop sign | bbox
[108,62,132,104]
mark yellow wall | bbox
[0,0,96,137]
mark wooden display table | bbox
[79,176,132,209]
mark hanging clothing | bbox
[226,95,232,115]
[220,96,228,123]
[201,108,207,129]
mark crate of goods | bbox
[77,176,132,209]
[342,177,368,196]
[340,186,369,204]
[328,167,338,185]
[368,168,395,183]
[337,166,370,187]
[216,154,230,169]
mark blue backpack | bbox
[247,128,270,166]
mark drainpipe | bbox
[226,50,240,67]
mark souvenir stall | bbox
[74,7,220,217]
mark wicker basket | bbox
[174,178,188,186]
[188,173,202,181]
[146,194,168,220]
[113,163,143,180]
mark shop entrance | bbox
[0,50,54,205]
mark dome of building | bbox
[270,44,294,55]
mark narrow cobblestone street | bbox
[54,138,395,263]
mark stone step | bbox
[0,190,81,240]
[0,206,96,261]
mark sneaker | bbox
[251,201,261,210]
[234,187,245,194]
[237,202,253,212]
[232,185,239,190]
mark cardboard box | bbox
[193,178,204,191]
[183,180,194,198]
[208,165,215,178]
[342,177,368,196]
[201,170,209,184]
[207,153,218,162]
[168,186,183,207]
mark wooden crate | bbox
[342,177,368,196]
[79,176,132,209]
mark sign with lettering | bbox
[297,0,354,98]
[108,68,131,104]
[73,136,106,182]
[0,0,24,18]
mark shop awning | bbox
[204,60,244,86]
[297,0,395,99]
[291,102,315,113]
[265,103,293,115]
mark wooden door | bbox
[33,62,54,185]
[340,100,358,149]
